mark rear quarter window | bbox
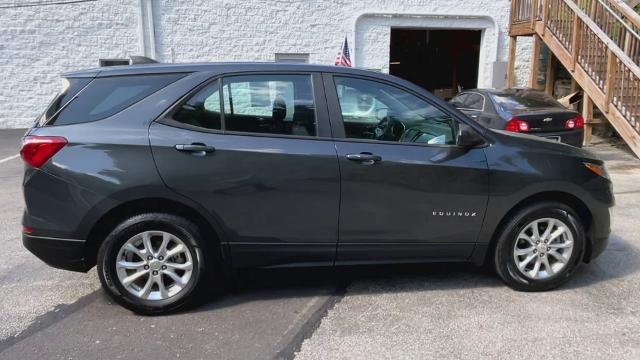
[37,78,91,126]
[46,73,185,126]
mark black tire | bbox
[97,213,209,314]
[494,202,585,291]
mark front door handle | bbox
[345,153,382,164]
[175,143,216,156]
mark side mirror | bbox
[457,123,485,149]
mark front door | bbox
[149,73,340,268]
[324,74,489,263]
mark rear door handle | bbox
[345,153,382,164]
[175,143,216,156]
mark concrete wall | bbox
[0,0,531,128]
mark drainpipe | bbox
[137,0,157,60]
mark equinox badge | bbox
[432,211,477,217]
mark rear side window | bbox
[47,74,185,126]
[450,94,467,108]
[172,80,222,130]
[222,74,317,137]
[465,93,484,111]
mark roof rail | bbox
[129,56,158,65]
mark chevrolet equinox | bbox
[21,63,613,314]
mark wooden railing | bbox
[572,0,640,64]
[513,0,640,67]
[547,0,575,52]
[511,0,535,23]
[509,0,640,156]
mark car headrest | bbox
[272,96,286,122]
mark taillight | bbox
[505,117,529,132]
[20,136,67,168]
[566,114,584,129]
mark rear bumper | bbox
[23,233,89,272]
[531,128,583,147]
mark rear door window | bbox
[450,93,468,108]
[222,74,317,137]
[172,80,222,130]
[465,93,484,111]
[47,74,185,126]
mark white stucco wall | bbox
[0,0,531,129]
[514,36,533,87]
[0,0,142,128]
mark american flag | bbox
[334,37,352,67]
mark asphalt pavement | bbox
[0,129,343,360]
[296,138,640,360]
[1,130,640,360]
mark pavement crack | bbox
[274,281,349,360]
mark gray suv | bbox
[21,63,613,314]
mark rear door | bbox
[324,74,489,264]
[149,72,340,268]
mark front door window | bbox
[334,76,458,145]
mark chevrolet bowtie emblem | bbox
[543,117,553,122]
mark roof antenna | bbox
[129,56,158,65]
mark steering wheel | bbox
[374,116,405,141]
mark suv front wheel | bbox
[494,202,585,291]
[97,213,206,314]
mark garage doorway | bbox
[389,29,481,99]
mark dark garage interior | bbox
[389,28,481,99]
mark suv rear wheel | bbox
[97,213,207,314]
[494,202,585,291]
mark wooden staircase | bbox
[508,0,640,157]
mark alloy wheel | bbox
[513,218,574,280]
[115,231,194,300]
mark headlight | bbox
[583,162,610,180]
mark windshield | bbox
[491,90,562,112]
